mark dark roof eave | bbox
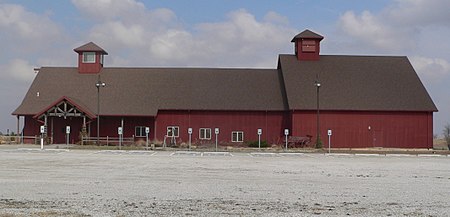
[99,114,156,117]
[291,29,324,42]
[156,108,287,112]
[290,108,437,113]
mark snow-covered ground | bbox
[0,147,449,216]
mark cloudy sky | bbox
[1,0,449,136]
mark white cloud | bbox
[337,10,416,52]
[0,59,36,83]
[0,3,67,86]
[193,9,296,67]
[72,0,178,28]
[90,21,147,48]
[149,29,194,62]
[388,0,450,27]
[264,11,290,26]
[73,1,297,68]
[410,56,450,83]
[336,0,450,53]
[0,3,62,51]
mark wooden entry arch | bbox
[33,96,96,144]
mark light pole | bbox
[96,76,106,145]
[315,79,321,149]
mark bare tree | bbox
[443,123,450,150]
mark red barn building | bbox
[13,29,437,148]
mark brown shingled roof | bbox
[13,54,437,117]
[291,29,324,42]
[13,67,287,116]
[73,42,108,54]
[278,54,437,112]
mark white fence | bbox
[81,136,135,146]
[0,135,136,146]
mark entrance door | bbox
[52,118,82,144]
[372,130,383,147]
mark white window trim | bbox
[167,126,179,138]
[82,52,96,63]
[232,131,244,142]
[199,128,211,140]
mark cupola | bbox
[74,42,108,74]
[291,29,323,61]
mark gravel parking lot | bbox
[0,146,449,216]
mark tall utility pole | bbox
[315,76,321,148]
[96,76,106,145]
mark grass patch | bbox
[246,140,269,148]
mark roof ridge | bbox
[279,54,408,58]
[74,42,108,54]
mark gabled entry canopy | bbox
[33,96,96,121]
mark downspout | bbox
[265,110,268,142]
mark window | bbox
[302,40,316,52]
[135,126,147,137]
[199,128,211,140]
[232,131,244,142]
[167,126,179,137]
[82,52,96,63]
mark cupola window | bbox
[82,52,96,63]
[302,40,316,52]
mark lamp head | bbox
[96,82,106,87]
[315,81,321,87]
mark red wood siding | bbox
[77,52,103,74]
[155,110,287,145]
[23,116,85,144]
[22,116,41,143]
[21,110,433,148]
[295,39,321,61]
[90,116,155,141]
[292,111,433,148]
[50,117,83,144]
